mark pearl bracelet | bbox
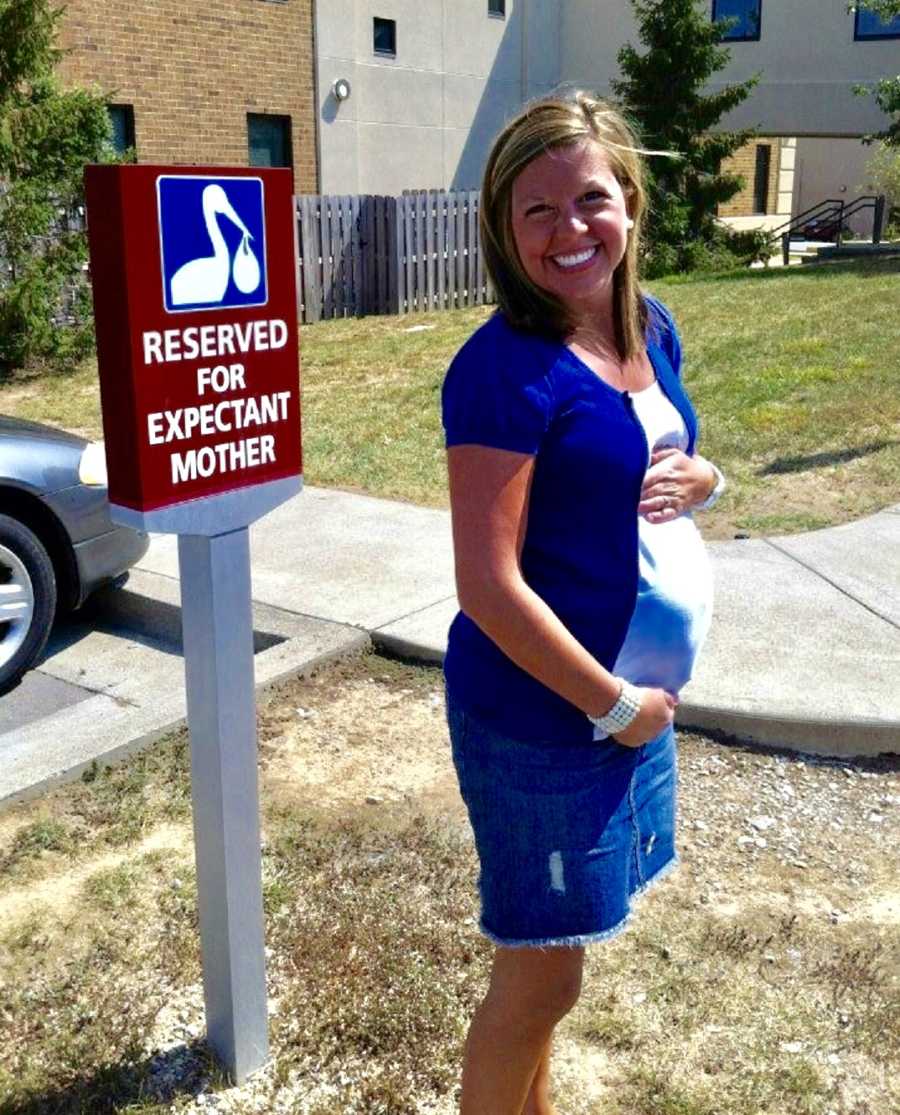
[589,679,643,736]
[695,461,726,511]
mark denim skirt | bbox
[447,693,678,949]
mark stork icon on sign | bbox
[170,184,262,306]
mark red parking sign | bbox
[85,165,302,520]
[84,166,305,1082]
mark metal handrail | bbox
[772,195,880,240]
[807,195,880,237]
[769,198,847,238]
[777,194,887,265]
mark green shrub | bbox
[725,227,776,264]
[0,3,116,375]
[642,226,772,278]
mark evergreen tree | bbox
[612,0,761,275]
[0,0,114,373]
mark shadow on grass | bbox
[662,254,900,286]
[0,357,88,388]
[758,440,896,476]
[0,1039,221,1115]
[0,365,33,389]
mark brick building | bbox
[718,137,792,223]
[57,0,319,193]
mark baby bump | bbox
[613,517,713,693]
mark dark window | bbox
[854,6,900,38]
[488,0,505,16]
[712,0,762,40]
[753,144,771,214]
[247,113,292,168]
[107,104,135,155]
[373,17,396,56]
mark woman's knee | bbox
[544,956,584,1017]
[489,946,584,1022]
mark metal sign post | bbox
[179,527,268,1078]
[84,164,302,1083]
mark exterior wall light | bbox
[332,78,351,102]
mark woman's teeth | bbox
[553,246,597,269]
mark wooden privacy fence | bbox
[296,191,495,323]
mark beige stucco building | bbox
[315,1,562,194]
[57,0,896,224]
[316,0,898,225]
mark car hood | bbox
[0,414,90,495]
[0,415,88,451]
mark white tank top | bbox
[594,380,713,739]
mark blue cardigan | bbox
[441,297,698,744]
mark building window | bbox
[753,144,771,214]
[488,0,505,16]
[247,114,293,168]
[373,17,396,56]
[854,5,900,39]
[712,0,762,41]
[107,104,135,155]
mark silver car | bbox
[0,416,149,694]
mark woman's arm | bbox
[449,444,676,745]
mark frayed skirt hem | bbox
[478,853,680,950]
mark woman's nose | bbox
[557,207,588,235]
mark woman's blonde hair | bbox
[480,89,649,359]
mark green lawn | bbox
[3,256,898,539]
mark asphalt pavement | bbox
[1,487,898,809]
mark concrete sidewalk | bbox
[1,487,897,808]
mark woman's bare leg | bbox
[522,1037,555,1115]
[460,946,583,1115]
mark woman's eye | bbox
[525,204,551,217]
[583,191,608,204]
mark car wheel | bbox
[0,513,57,696]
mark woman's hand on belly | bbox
[639,448,717,523]
[611,687,678,748]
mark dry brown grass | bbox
[0,652,897,1113]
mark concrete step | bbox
[815,242,900,260]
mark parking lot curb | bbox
[0,616,369,814]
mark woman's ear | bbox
[624,216,635,230]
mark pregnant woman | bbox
[442,90,724,1115]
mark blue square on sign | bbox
[157,176,268,313]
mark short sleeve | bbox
[442,318,553,454]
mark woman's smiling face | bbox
[510,139,632,321]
